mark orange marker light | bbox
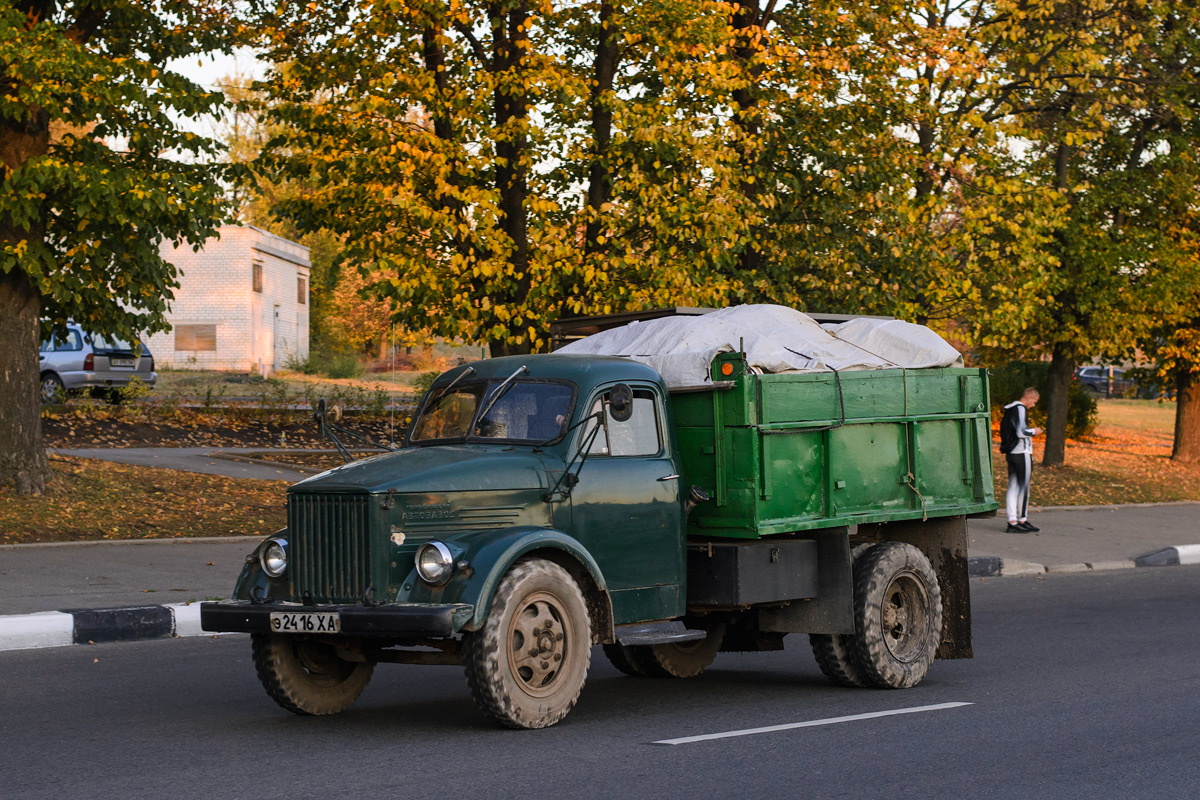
[721,363,734,376]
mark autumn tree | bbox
[251,1,755,355]
[965,0,1200,466]
[0,1,237,495]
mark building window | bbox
[175,324,217,352]
[252,261,263,293]
[297,276,307,305]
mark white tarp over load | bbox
[556,304,963,389]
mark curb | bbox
[5,549,1198,653]
[1134,544,1200,567]
[0,603,234,653]
[969,546,1200,578]
[0,535,260,551]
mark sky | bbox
[167,47,267,140]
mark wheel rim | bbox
[506,590,569,698]
[880,570,931,663]
[293,640,356,687]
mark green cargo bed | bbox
[670,352,997,539]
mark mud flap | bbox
[857,516,973,659]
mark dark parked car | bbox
[1074,366,1135,398]
[39,323,157,403]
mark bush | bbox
[989,360,1098,440]
[288,347,363,379]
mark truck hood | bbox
[288,445,557,495]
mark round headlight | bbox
[416,541,454,585]
[261,537,288,579]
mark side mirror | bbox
[609,384,634,423]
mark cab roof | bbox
[431,353,667,393]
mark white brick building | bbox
[147,225,310,372]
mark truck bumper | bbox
[200,601,474,637]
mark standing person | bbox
[1000,388,1043,532]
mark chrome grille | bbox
[288,493,372,603]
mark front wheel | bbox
[251,634,374,715]
[463,559,592,729]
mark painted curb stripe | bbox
[70,606,173,644]
[168,603,207,638]
[653,702,974,745]
[1135,548,1181,567]
[0,611,75,651]
[968,556,1000,577]
[1175,545,1200,565]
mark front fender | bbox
[232,535,290,603]
[398,526,607,631]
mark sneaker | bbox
[1005,523,1028,533]
[1018,521,1040,532]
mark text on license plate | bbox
[270,611,341,633]
[110,358,135,367]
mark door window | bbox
[584,389,663,457]
[41,330,82,352]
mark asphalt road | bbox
[2,568,1198,800]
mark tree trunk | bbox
[1,83,51,495]
[0,267,48,495]
[583,0,618,258]
[1172,370,1200,462]
[730,1,766,279]
[1042,343,1075,468]
[489,2,533,351]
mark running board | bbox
[614,620,705,646]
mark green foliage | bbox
[990,361,1098,440]
[0,1,242,345]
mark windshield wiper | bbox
[472,365,528,431]
[433,365,475,399]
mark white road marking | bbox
[653,702,974,745]
[1175,545,1200,565]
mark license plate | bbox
[269,611,341,634]
[110,358,135,368]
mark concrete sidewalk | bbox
[2,502,1198,651]
[969,502,1200,573]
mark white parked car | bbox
[39,323,157,403]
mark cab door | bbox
[569,384,685,624]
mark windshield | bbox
[409,380,575,444]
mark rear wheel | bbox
[251,634,374,715]
[635,623,726,678]
[602,643,655,677]
[463,559,591,729]
[851,542,942,689]
[810,632,868,687]
[40,373,63,404]
[810,544,874,687]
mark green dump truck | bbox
[202,340,996,729]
